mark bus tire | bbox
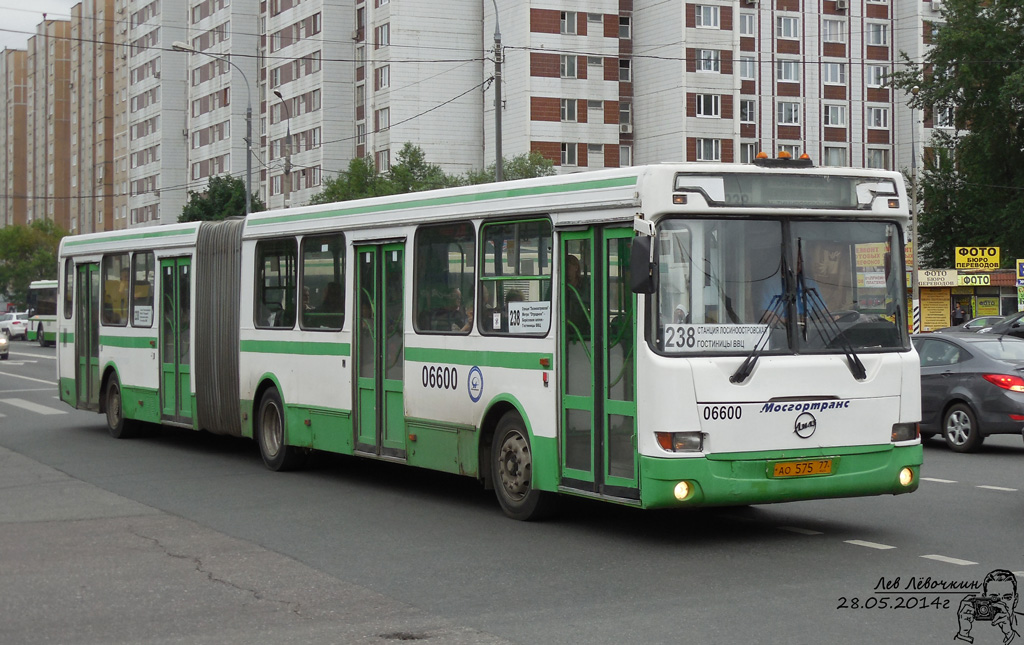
[943,403,982,453]
[491,412,556,521]
[257,388,306,472]
[105,375,139,439]
[37,324,47,347]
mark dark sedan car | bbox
[981,311,1024,339]
[912,333,1024,452]
[934,315,1004,333]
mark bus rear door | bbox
[559,227,639,500]
[354,243,406,459]
[75,263,101,410]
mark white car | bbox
[0,312,29,340]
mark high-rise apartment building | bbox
[25,20,73,230]
[0,49,28,228]
[70,0,116,235]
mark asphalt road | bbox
[1,341,1022,644]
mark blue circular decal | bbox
[467,366,484,402]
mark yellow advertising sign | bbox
[977,296,999,316]
[957,274,991,287]
[920,288,952,332]
[855,243,887,268]
[918,269,958,287]
[955,246,1000,270]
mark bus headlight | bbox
[656,431,703,452]
[899,467,914,487]
[891,423,919,442]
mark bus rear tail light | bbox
[890,423,919,442]
[982,374,1024,392]
[656,431,703,452]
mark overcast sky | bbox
[0,3,81,51]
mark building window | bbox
[776,60,800,82]
[866,22,888,46]
[619,16,631,39]
[376,149,390,171]
[866,148,890,169]
[739,56,756,80]
[866,65,888,88]
[696,94,720,117]
[823,104,847,126]
[560,55,577,79]
[740,99,756,123]
[778,144,800,158]
[587,12,603,24]
[696,139,721,161]
[376,107,390,131]
[356,122,366,145]
[935,105,955,128]
[822,62,845,85]
[620,101,632,126]
[561,143,577,166]
[739,13,755,36]
[822,18,846,43]
[866,107,889,128]
[776,16,799,39]
[698,50,720,72]
[739,142,757,163]
[376,24,390,47]
[823,146,847,166]
[777,101,800,125]
[619,59,631,82]
[620,145,632,166]
[376,65,390,89]
[561,98,577,122]
[588,100,603,123]
[588,144,605,168]
[695,5,720,28]
[587,56,603,70]
[560,11,577,34]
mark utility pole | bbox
[491,0,503,182]
[273,90,292,208]
[910,86,920,334]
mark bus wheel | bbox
[105,375,138,439]
[37,324,46,347]
[943,403,983,453]
[491,412,555,521]
[257,388,305,471]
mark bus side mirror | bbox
[630,236,657,294]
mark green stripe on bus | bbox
[239,339,351,356]
[99,335,157,348]
[251,175,639,226]
[64,227,198,247]
[405,346,551,370]
[60,331,74,344]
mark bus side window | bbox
[255,239,297,330]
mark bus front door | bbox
[160,257,192,424]
[75,263,101,410]
[354,243,406,459]
[559,228,639,500]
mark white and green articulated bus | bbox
[27,279,58,346]
[56,160,922,520]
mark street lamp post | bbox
[273,90,292,208]
[490,0,503,182]
[910,85,920,334]
[172,41,252,216]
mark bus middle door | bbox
[559,228,639,500]
[75,263,101,410]
[354,243,406,459]
[159,257,192,425]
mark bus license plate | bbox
[771,459,833,478]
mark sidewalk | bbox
[0,447,511,645]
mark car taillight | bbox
[982,374,1024,392]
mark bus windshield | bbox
[653,218,906,355]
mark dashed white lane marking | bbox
[922,477,958,483]
[0,372,56,385]
[2,398,67,415]
[845,540,896,550]
[779,526,824,535]
[921,555,977,566]
[976,485,1018,492]
[1014,572,1024,578]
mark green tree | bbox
[891,0,1024,268]
[0,219,67,307]
[309,156,388,205]
[466,151,556,184]
[387,142,461,193]
[179,175,265,222]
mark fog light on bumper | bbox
[899,467,914,487]
[673,481,692,501]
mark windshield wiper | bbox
[803,286,867,380]
[730,293,787,384]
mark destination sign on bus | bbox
[662,324,769,353]
[507,301,550,334]
[673,174,898,210]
